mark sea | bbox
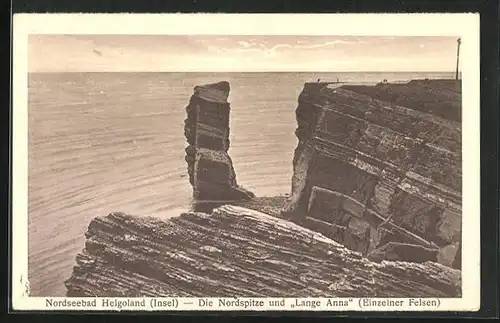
[27,71,454,296]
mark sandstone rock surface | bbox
[282,80,462,268]
[65,205,461,297]
[184,81,254,205]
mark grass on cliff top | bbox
[341,79,461,123]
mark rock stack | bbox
[282,80,462,268]
[184,81,254,205]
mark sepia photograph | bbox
[12,14,480,311]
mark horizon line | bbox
[28,70,457,74]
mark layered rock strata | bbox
[66,79,463,298]
[282,80,462,268]
[65,205,461,297]
[184,81,254,204]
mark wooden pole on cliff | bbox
[455,37,461,80]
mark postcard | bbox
[12,13,480,311]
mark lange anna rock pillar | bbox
[184,81,254,203]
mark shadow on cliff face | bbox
[281,79,462,270]
[193,201,220,213]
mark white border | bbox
[12,13,480,311]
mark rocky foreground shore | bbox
[65,204,460,297]
[66,79,462,297]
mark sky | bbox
[28,35,460,72]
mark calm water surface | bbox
[27,71,454,296]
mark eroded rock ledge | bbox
[65,205,461,297]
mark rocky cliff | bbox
[66,79,463,298]
[282,80,462,268]
[184,81,254,208]
[65,205,461,297]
